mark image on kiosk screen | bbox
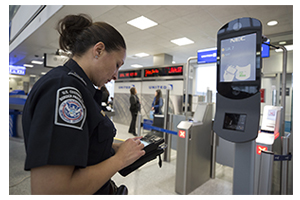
[220,33,256,82]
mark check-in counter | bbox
[9,90,27,138]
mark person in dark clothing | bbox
[129,87,140,136]
[151,89,163,114]
[100,85,110,111]
[21,14,145,195]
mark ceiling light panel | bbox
[131,64,143,68]
[171,37,194,46]
[279,41,286,45]
[135,52,149,57]
[267,20,278,26]
[31,60,43,65]
[23,64,34,68]
[127,16,158,30]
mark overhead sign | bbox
[114,82,142,94]
[141,80,183,95]
[9,65,26,76]
[118,70,141,79]
[261,41,270,58]
[143,66,183,78]
[197,48,217,64]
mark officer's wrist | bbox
[111,154,126,171]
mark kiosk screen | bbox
[220,33,256,82]
[223,113,247,132]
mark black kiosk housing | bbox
[213,17,262,143]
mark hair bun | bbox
[57,13,126,57]
[57,14,92,51]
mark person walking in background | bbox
[129,87,140,136]
[151,89,163,114]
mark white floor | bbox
[9,122,233,195]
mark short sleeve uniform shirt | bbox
[22,59,116,194]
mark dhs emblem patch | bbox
[55,87,86,130]
[59,99,83,124]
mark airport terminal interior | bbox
[9,5,294,195]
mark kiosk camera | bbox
[213,17,262,143]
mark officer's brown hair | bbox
[57,14,126,57]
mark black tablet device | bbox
[119,134,166,177]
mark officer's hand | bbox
[132,136,143,141]
[115,138,145,169]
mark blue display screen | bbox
[261,41,270,58]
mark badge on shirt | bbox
[55,87,86,130]
[101,110,106,117]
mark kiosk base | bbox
[233,140,256,194]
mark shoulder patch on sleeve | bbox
[55,87,86,130]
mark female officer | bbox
[22,14,145,195]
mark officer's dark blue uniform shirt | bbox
[22,59,116,194]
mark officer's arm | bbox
[30,138,145,194]
[30,157,121,194]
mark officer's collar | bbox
[64,59,96,96]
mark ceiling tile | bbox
[146,7,179,24]
[165,5,201,17]
[126,5,162,15]
[95,5,140,26]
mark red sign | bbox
[119,72,137,78]
[118,70,141,79]
[260,89,265,103]
[256,145,268,155]
[168,66,183,74]
[143,66,183,77]
[144,69,159,77]
[179,130,186,138]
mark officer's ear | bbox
[93,42,106,58]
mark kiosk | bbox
[176,102,213,195]
[255,105,282,194]
[213,17,262,194]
